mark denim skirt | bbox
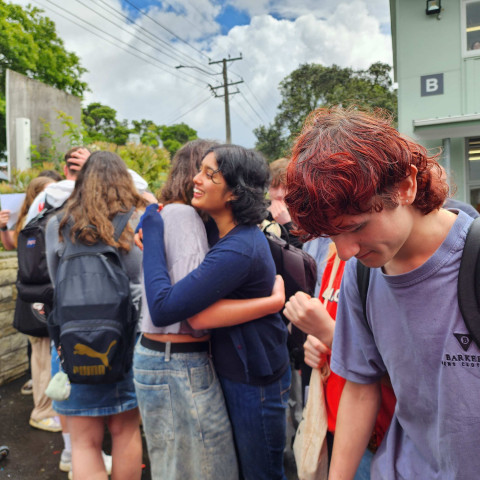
[50,344,138,416]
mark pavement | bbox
[0,373,151,480]
[0,373,298,480]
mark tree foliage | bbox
[132,120,198,156]
[82,102,131,145]
[0,1,88,155]
[254,62,397,161]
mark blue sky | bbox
[216,5,250,34]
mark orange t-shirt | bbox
[320,253,396,447]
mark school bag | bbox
[48,208,138,384]
[357,216,480,348]
[262,221,318,367]
[15,201,61,310]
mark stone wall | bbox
[0,252,28,385]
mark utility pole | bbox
[208,56,243,143]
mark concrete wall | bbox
[391,0,480,202]
[6,69,82,174]
[0,252,28,386]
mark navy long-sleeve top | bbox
[142,207,289,385]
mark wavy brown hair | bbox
[160,139,218,205]
[13,176,55,245]
[59,151,147,251]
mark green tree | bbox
[82,102,130,144]
[132,119,162,147]
[253,119,290,162]
[0,1,88,155]
[254,62,397,161]
[159,123,198,156]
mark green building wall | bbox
[391,0,480,202]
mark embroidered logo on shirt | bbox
[441,334,480,369]
[454,333,473,352]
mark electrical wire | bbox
[122,0,211,61]
[239,90,265,124]
[242,82,270,122]
[230,94,261,128]
[93,0,218,77]
[35,0,208,89]
[70,0,210,85]
[167,95,213,125]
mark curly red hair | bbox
[285,106,448,239]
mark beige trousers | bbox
[28,336,56,421]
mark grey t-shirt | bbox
[331,210,480,479]
[140,203,209,336]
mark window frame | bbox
[462,0,480,57]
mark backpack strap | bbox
[356,260,371,327]
[59,207,136,248]
[112,207,136,242]
[458,217,480,348]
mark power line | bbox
[242,82,271,122]
[239,90,266,124]
[230,95,259,129]
[93,0,218,77]
[122,0,211,61]
[70,0,211,85]
[208,56,244,143]
[167,95,213,125]
[35,0,208,89]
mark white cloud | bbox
[9,0,392,148]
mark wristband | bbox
[0,225,7,232]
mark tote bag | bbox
[293,253,342,480]
[293,365,329,480]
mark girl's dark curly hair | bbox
[206,144,270,226]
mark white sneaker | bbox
[68,451,112,478]
[102,451,112,475]
[29,415,62,432]
[59,449,71,472]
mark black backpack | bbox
[16,202,61,310]
[357,216,480,348]
[262,222,317,368]
[48,209,138,384]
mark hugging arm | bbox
[142,207,252,327]
[188,275,285,329]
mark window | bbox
[465,1,480,52]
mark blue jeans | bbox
[219,366,291,480]
[133,340,238,480]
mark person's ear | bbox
[398,165,418,205]
[63,164,68,177]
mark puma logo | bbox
[73,341,117,370]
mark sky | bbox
[11,0,393,148]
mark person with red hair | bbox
[285,106,480,479]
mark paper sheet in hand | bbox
[0,193,26,229]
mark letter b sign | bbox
[421,73,444,96]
